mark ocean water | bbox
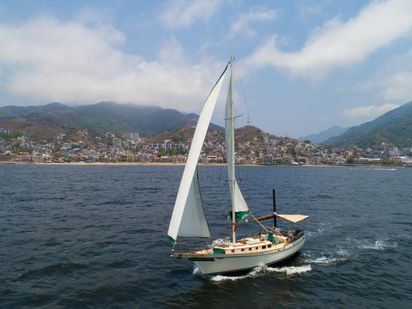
[1,165,411,308]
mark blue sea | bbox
[1,164,411,308]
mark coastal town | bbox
[1,126,411,166]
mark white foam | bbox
[210,274,249,282]
[371,168,397,171]
[210,264,311,282]
[361,239,398,251]
[304,256,346,265]
[336,248,350,256]
[306,228,326,238]
[269,265,312,275]
[192,266,202,275]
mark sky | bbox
[1,0,412,137]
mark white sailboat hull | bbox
[192,235,305,275]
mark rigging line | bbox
[250,213,270,233]
[224,114,242,120]
[237,73,251,126]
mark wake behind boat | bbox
[167,57,308,275]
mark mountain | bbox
[147,125,272,146]
[0,102,202,139]
[326,101,412,148]
[300,125,347,144]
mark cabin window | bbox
[262,245,266,249]
[249,248,252,251]
[268,244,272,248]
[231,249,235,253]
[241,248,244,252]
[255,247,258,250]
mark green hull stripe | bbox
[213,247,226,254]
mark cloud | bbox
[230,7,278,38]
[351,48,412,103]
[244,0,412,80]
[0,17,224,111]
[297,3,322,20]
[159,0,221,28]
[381,71,412,102]
[344,103,400,118]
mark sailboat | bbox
[167,57,308,275]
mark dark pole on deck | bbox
[272,189,277,228]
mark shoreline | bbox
[0,161,406,168]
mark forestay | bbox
[168,64,228,241]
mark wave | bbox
[368,168,397,171]
[17,262,87,280]
[271,265,312,275]
[106,259,134,269]
[315,194,334,199]
[192,266,202,275]
[336,248,350,256]
[303,248,349,266]
[209,264,311,282]
[306,228,326,238]
[304,256,347,265]
[359,239,398,251]
[306,222,341,238]
[134,187,160,193]
[344,236,398,251]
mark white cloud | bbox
[0,17,224,112]
[351,48,412,104]
[230,7,278,38]
[381,71,412,102]
[344,103,400,118]
[159,0,221,28]
[244,0,412,80]
[297,3,322,20]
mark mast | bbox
[273,189,277,228]
[228,56,236,243]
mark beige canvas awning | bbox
[255,213,308,223]
[275,214,308,223]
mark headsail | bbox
[225,59,249,225]
[176,168,210,238]
[168,64,228,241]
[233,181,249,222]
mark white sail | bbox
[168,64,228,241]
[177,169,210,237]
[234,181,248,214]
[225,59,249,225]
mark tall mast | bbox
[228,56,236,243]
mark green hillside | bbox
[326,101,412,148]
[0,102,200,138]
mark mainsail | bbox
[167,64,228,242]
[225,60,249,225]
